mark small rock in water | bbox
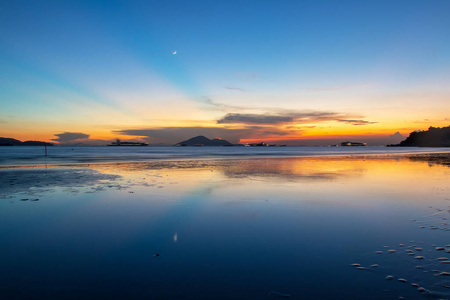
[383,246,389,248]
[415,247,423,251]
[31,198,39,201]
[441,261,450,264]
[436,247,445,251]
[408,252,415,256]
[388,249,396,253]
[416,266,423,269]
[443,285,450,289]
[398,278,407,283]
[356,267,366,270]
[153,253,160,257]
[20,198,29,201]
[385,275,394,280]
[446,249,450,253]
[370,264,379,268]
[415,256,425,260]
[350,263,360,267]
[411,283,419,287]
[417,287,425,292]
[399,243,404,247]
[437,257,449,261]
[439,272,450,276]
[420,226,425,228]
[375,251,383,254]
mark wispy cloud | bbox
[217,111,377,126]
[114,125,296,144]
[337,119,378,125]
[224,86,246,92]
[115,127,248,144]
[202,97,251,111]
[217,113,294,124]
[52,132,90,142]
[305,84,373,92]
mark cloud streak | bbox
[202,97,251,111]
[216,111,376,126]
[52,132,90,142]
[224,86,246,92]
[114,126,294,144]
[305,84,373,92]
[217,113,294,124]
[337,119,378,125]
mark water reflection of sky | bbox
[0,156,449,300]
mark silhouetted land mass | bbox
[388,126,450,147]
[0,137,53,146]
[175,136,234,146]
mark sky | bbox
[1,0,449,146]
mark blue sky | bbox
[1,0,449,144]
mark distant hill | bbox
[389,126,450,147]
[175,136,234,146]
[0,137,53,146]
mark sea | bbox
[1,145,450,166]
[1,146,450,300]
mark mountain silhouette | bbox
[175,136,233,146]
[0,137,53,146]
[389,126,450,147]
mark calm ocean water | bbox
[1,150,450,299]
[1,146,450,166]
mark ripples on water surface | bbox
[1,146,450,166]
[0,154,449,299]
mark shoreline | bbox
[2,146,450,168]
[1,151,449,170]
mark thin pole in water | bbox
[45,144,47,156]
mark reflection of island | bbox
[407,153,450,167]
[389,126,450,147]
[0,137,53,146]
[108,139,148,146]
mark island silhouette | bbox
[0,137,53,146]
[389,126,450,147]
[175,136,234,146]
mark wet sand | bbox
[0,153,449,299]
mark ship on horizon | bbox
[341,141,367,146]
[108,139,148,146]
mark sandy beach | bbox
[1,153,450,299]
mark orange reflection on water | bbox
[80,155,450,209]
